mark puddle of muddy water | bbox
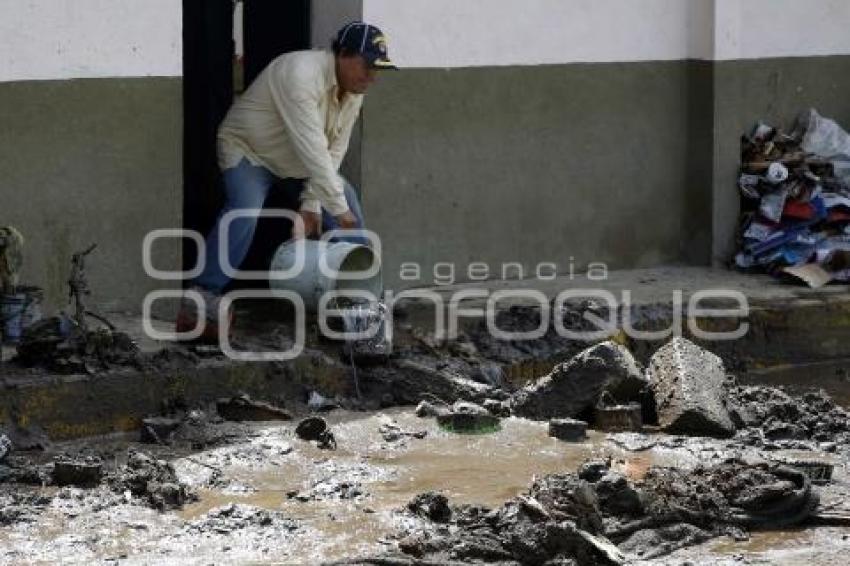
[174,410,625,563]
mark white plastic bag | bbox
[801,109,850,159]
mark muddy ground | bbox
[2,382,850,565]
[4,307,850,565]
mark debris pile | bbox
[108,451,196,510]
[9,243,151,373]
[735,109,850,287]
[185,503,298,534]
[393,459,819,564]
[15,318,140,373]
[729,385,850,450]
[377,416,427,443]
[0,492,51,526]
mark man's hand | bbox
[293,210,321,240]
[335,210,358,230]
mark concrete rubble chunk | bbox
[511,341,648,420]
[595,394,643,433]
[392,359,495,405]
[647,337,735,438]
[549,418,588,442]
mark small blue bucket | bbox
[1,287,43,344]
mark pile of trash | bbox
[735,109,850,287]
[15,317,141,374]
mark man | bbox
[177,21,395,337]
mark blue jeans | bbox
[193,158,367,294]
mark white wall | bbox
[363,0,697,67]
[363,0,850,68]
[0,0,182,82]
[714,0,850,61]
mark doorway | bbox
[181,0,311,275]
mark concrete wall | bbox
[0,0,182,312]
[362,62,704,287]
[3,0,850,309]
[356,0,850,289]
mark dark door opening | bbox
[182,0,311,279]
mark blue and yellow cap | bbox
[335,21,397,69]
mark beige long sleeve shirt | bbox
[217,50,363,215]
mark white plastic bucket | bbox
[269,240,382,311]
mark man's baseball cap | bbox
[335,22,397,69]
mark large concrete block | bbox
[648,337,735,438]
[511,341,648,420]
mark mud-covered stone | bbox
[594,472,643,516]
[511,341,648,420]
[407,491,452,523]
[185,503,299,534]
[378,418,427,443]
[295,416,336,449]
[295,416,328,441]
[390,359,497,405]
[619,523,712,559]
[578,460,611,483]
[647,338,735,438]
[110,451,196,510]
[549,418,588,442]
[52,456,102,487]
[594,402,643,433]
[452,401,489,416]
